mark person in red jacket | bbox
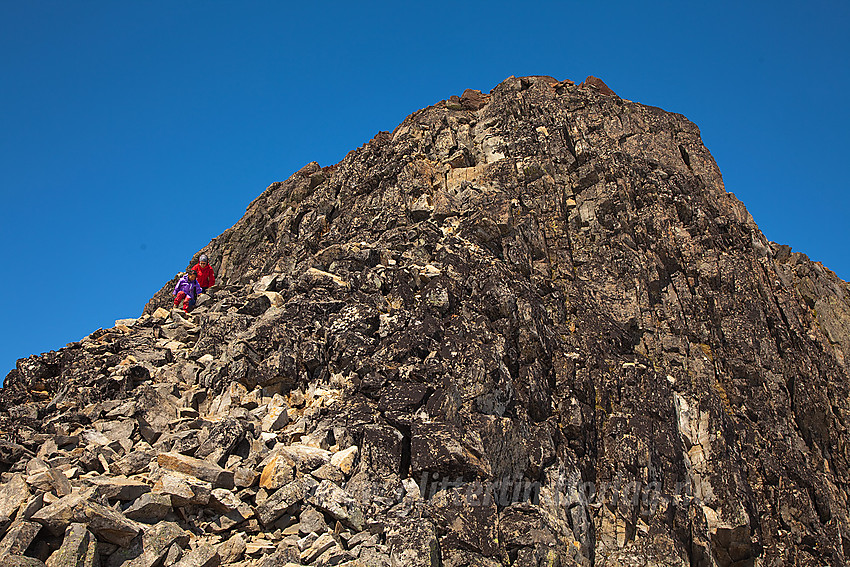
[191,254,216,291]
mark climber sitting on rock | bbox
[173,269,203,313]
[191,254,215,291]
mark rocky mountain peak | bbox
[2,75,849,566]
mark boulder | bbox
[172,545,220,567]
[152,472,212,507]
[45,523,98,567]
[156,452,234,489]
[278,444,331,472]
[358,424,403,477]
[0,474,30,519]
[217,532,246,564]
[0,519,42,555]
[104,521,190,567]
[123,493,173,523]
[194,419,245,463]
[259,454,295,491]
[86,475,151,501]
[386,519,440,567]
[255,476,318,526]
[260,395,289,432]
[32,492,140,547]
[306,480,365,532]
[1,557,47,567]
[297,507,328,535]
[410,419,490,478]
[329,445,358,475]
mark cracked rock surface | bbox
[2,75,850,566]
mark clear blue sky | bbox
[2,1,848,381]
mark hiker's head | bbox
[188,270,197,280]
[199,254,209,266]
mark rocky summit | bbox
[2,75,850,567]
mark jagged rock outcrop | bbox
[2,75,850,566]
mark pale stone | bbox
[329,445,358,475]
[123,492,172,523]
[245,539,275,554]
[26,468,74,494]
[305,267,349,288]
[0,520,42,555]
[209,488,242,512]
[105,520,189,567]
[217,532,247,564]
[46,523,98,567]
[252,274,279,293]
[259,455,295,491]
[32,492,141,547]
[306,480,365,531]
[157,452,234,489]
[261,394,290,432]
[255,476,318,526]
[81,429,112,446]
[152,472,212,507]
[172,545,220,567]
[262,291,285,307]
[86,475,150,501]
[300,532,337,564]
[278,444,331,471]
[0,474,30,518]
[152,307,171,320]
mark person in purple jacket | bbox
[173,269,203,313]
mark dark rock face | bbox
[3,75,850,566]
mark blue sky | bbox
[1,1,848,380]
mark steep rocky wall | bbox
[3,75,850,566]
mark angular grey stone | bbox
[86,475,151,501]
[194,419,245,463]
[32,492,141,547]
[123,493,172,523]
[298,507,328,535]
[208,488,241,513]
[387,519,440,567]
[19,493,45,520]
[306,480,365,532]
[105,521,189,567]
[46,468,72,497]
[278,444,331,471]
[0,519,42,555]
[217,532,246,564]
[151,472,212,507]
[156,452,234,489]
[101,420,136,443]
[255,476,318,526]
[163,543,183,566]
[358,545,392,567]
[172,545,220,567]
[110,449,155,476]
[300,532,337,564]
[316,545,353,566]
[0,474,30,519]
[0,557,47,567]
[134,384,179,440]
[46,523,98,567]
[233,467,257,488]
[410,419,490,478]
